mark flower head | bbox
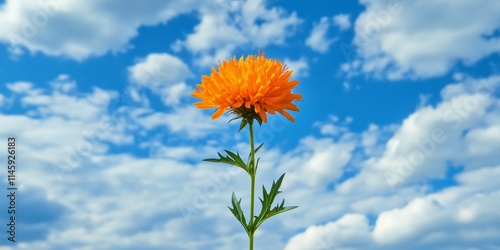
[192,51,302,124]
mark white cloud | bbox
[160,82,190,106]
[1,71,272,249]
[285,214,372,250]
[128,53,192,85]
[0,84,265,249]
[172,14,245,54]
[128,53,193,106]
[4,72,500,249]
[0,0,199,60]
[347,0,500,79]
[287,165,500,250]
[133,105,230,138]
[360,123,398,157]
[0,93,4,107]
[286,136,355,188]
[279,74,500,249]
[0,77,134,189]
[313,115,352,136]
[374,166,500,247]
[306,17,336,53]
[49,74,77,93]
[343,81,351,91]
[338,75,500,194]
[417,94,431,109]
[0,0,301,65]
[284,57,309,77]
[22,84,117,121]
[6,81,35,93]
[333,13,351,30]
[173,0,301,67]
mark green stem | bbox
[249,121,256,250]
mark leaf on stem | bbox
[247,143,264,169]
[228,192,250,235]
[251,173,298,232]
[203,150,249,174]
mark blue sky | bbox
[0,0,500,249]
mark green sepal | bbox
[228,192,250,235]
[238,118,249,132]
[255,115,263,126]
[228,115,243,124]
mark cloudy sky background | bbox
[1,0,500,249]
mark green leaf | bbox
[238,118,249,132]
[250,173,298,232]
[247,143,264,167]
[228,192,250,235]
[224,150,247,168]
[254,143,264,154]
[255,157,260,172]
[255,115,263,125]
[203,150,249,173]
[228,115,241,124]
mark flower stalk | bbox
[249,121,256,250]
[192,51,301,249]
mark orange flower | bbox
[192,51,302,123]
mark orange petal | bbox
[278,110,295,122]
[211,106,227,120]
[258,108,268,123]
[195,102,215,109]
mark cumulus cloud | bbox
[128,53,193,106]
[286,214,372,250]
[344,0,500,79]
[128,53,192,86]
[6,81,35,93]
[0,0,301,68]
[133,105,229,138]
[286,136,355,187]
[0,76,135,195]
[0,76,292,249]
[0,0,204,60]
[287,165,500,250]
[172,0,301,67]
[6,76,121,126]
[374,166,500,248]
[341,75,500,194]
[306,16,336,53]
[4,73,500,249]
[283,74,500,249]
[284,57,309,77]
[333,13,351,30]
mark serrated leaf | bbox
[251,173,298,232]
[224,150,247,168]
[203,150,249,174]
[228,192,250,235]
